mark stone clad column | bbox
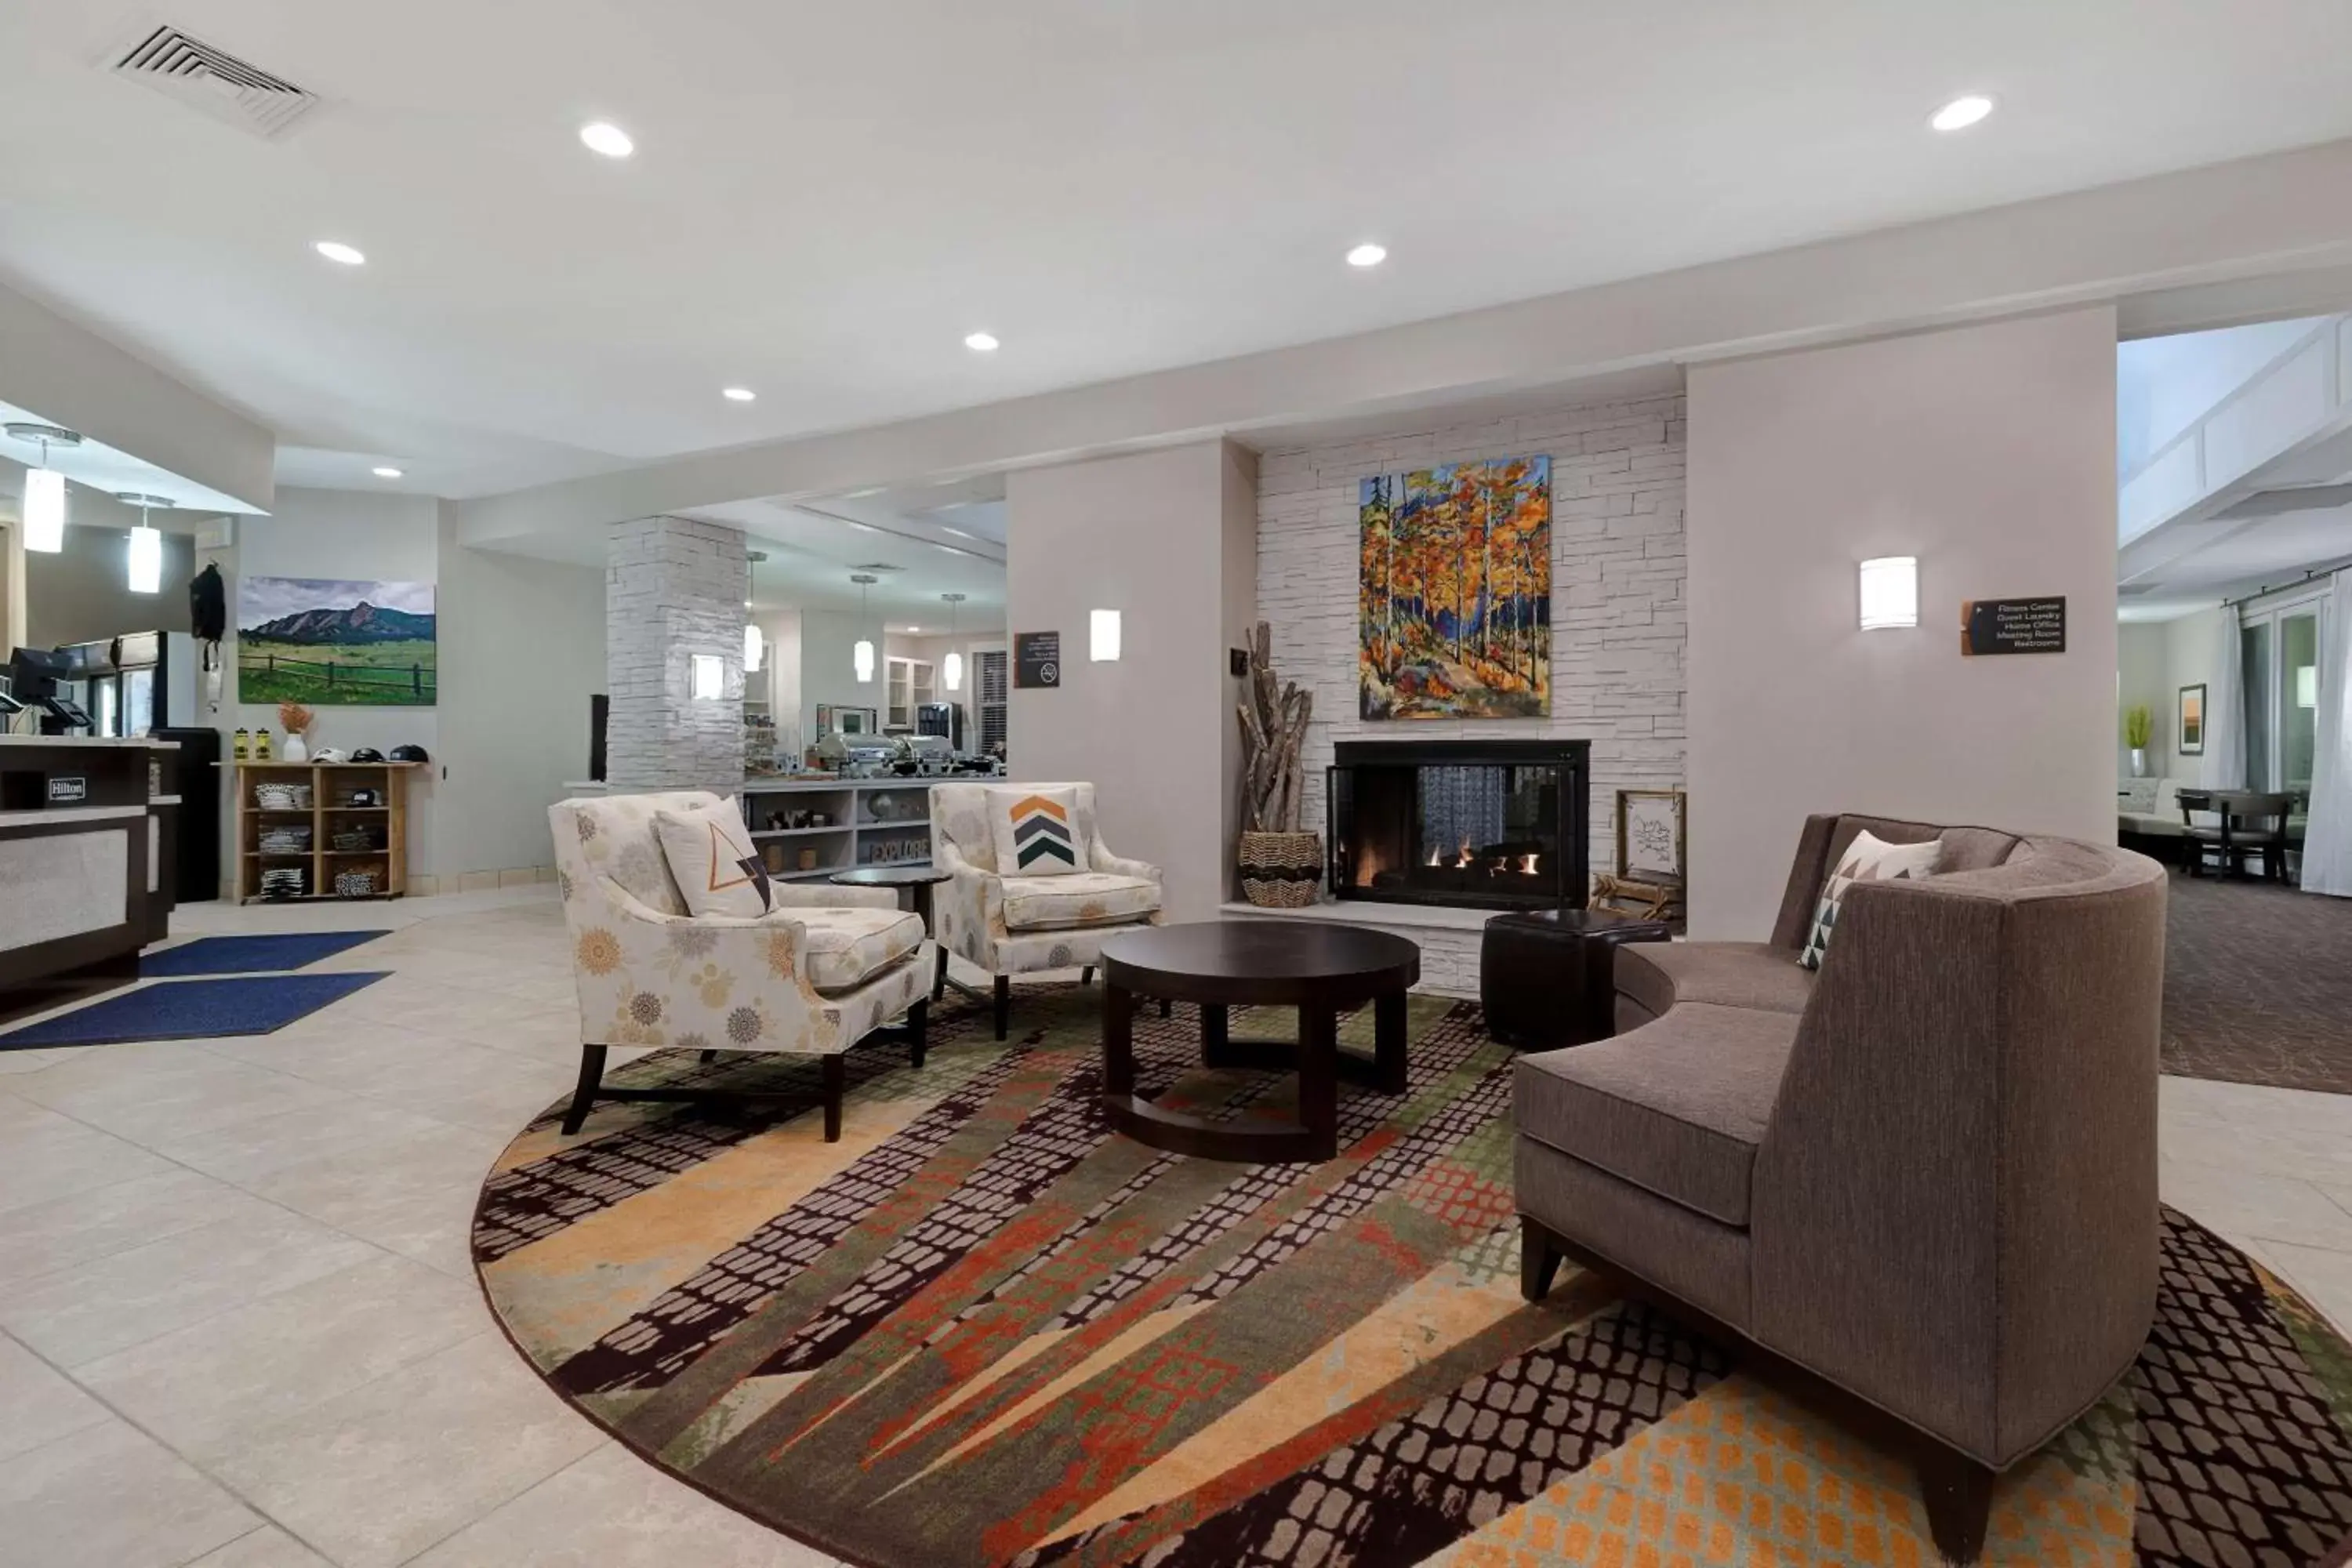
[605,516,747,791]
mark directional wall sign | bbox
[1961,597,2067,656]
[1014,630,1062,689]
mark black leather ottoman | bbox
[1479,908,1672,1050]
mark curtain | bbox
[2301,572,2352,896]
[2204,608,2249,790]
[1420,766,1507,858]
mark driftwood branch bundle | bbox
[1236,620,1314,834]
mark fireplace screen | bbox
[1328,740,1588,911]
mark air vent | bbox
[849,561,906,573]
[106,23,320,140]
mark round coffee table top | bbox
[828,865,951,887]
[1099,920,1419,1005]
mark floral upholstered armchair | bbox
[549,792,934,1140]
[928,781,1163,1038]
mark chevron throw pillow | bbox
[1797,829,1940,971]
[988,787,1087,877]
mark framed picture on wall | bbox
[2178,684,2206,755]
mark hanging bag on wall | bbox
[190,563,227,643]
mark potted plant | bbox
[2122,704,2153,779]
[278,701,316,763]
[1235,621,1321,906]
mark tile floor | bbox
[0,886,2347,1566]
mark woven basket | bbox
[1237,830,1323,908]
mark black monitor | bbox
[7,647,89,735]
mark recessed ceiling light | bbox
[906,626,921,633]
[938,525,975,539]
[936,544,966,557]
[1346,242,1388,268]
[722,387,757,402]
[314,241,365,266]
[372,466,402,479]
[579,121,635,158]
[964,332,1000,353]
[1929,94,1995,132]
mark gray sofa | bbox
[1514,813,2166,1563]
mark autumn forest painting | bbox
[1359,456,1551,720]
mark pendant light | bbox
[851,574,878,683]
[6,423,82,554]
[118,492,173,594]
[742,548,766,673]
[940,593,967,691]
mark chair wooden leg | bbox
[1159,996,1172,1019]
[561,1044,607,1135]
[993,975,1011,1040]
[822,1054,844,1142]
[907,999,928,1069]
[1915,1447,1997,1564]
[931,944,948,1003]
[699,1049,718,1064]
[1081,964,1094,986]
[1519,1215,1563,1303]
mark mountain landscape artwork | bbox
[237,576,437,706]
[1359,455,1551,720]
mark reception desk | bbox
[0,735,178,997]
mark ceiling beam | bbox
[455,136,2352,548]
[0,278,274,512]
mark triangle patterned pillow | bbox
[652,797,775,919]
[988,787,1087,877]
[1798,829,1940,971]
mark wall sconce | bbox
[1857,557,1918,630]
[743,622,764,674]
[691,653,724,701]
[1090,608,1122,662]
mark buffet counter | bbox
[0,735,178,996]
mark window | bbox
[975,648,1009,756]
[2240,593,2328,793]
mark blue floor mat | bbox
[141,931,391,978]
[0,973,392,1050]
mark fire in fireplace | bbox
[1327,739,1589,911]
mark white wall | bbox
[208,489,443,890]
[798,608,886,740]
[434,516,604,885]
[2163,608,2232,786]
[23,517,196,649]
[1006,439,1256,921]
[2119,620,2170,773]
[753,609,803,757]
[1686,307,2120,938]
[1256,393,1687,882]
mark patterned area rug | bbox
[2162,875,2352,1095]
[474,984,2352,1567]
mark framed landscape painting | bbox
[237,576,437,706]
[1359,455,1550,720]
[2178,683,2205,755]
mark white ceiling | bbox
[0,399,259,515]
[6,1,2352,504]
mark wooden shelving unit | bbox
[738,779,936,880]
[234,761,420,903]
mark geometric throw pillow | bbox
[652,797,774,920]
[986,786,1087,877]
[1798,829,1941,971]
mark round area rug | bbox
[474,984,2352,1567]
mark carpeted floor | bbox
[475,983,2352,1568]
[2162,873,2352,1095]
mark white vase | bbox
[2129,747,2147,778]
[284,734,308,763]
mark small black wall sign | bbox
[45,775,89,804]
[1014,631,1062,689]
[1961,597,2067,656]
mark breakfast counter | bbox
[0,735,180,995]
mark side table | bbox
[1480,907,1671,1050]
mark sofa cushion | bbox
[1615,942,1813,1019]
[1001,872,1160,932]
[1800,829,1940,971]
[787,906,925,993]
[1513,1002,1800,1226]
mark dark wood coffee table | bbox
[1098,921,1421,1163]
